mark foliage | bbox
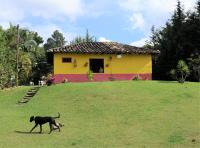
[44,30,66,65]
[188,50,200,81]
[87,70,93,80]
[132,75,141,81]
[70,29,96,45]
[44,30,66,51]
[150,0,200,81]
[0,25,16,88]
[46,73,54,86]
[132,76,141,81]
[0,24,45,88]
[170,60,190,83]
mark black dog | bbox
[29,113,60,134]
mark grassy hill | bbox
[0,81,199,148]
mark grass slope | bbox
[0,81,199,148]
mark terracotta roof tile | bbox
[47,42,160,54]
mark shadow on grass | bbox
[14,130,41,134]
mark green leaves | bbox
[44,30,66,51]
[170,60,190,83]
[188,50,200,81]
[0,24,46,88]
[70,29,96,45]
[177,60,190,74]
[151,1,200,81]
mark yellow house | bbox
[47,42,159,83]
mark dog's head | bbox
[30,116,35,122]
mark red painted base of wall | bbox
[53,73,152,83]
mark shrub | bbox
[87,70,93,81]
[46,73,54,86]
[132,75,141,81]
[170,60,190,83]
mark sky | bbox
[0,0,197,46]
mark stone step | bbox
[18,100,29,103]
[27,92,36,95]
[29,90,38,93]
[18,86,40,104]
[23,96,32,100]
[29,88,38,90]
[29,89,38,92]
[25,94,34,97]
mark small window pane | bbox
[62,58,72,63]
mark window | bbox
[62,57,72,63]
[89,59,104,73]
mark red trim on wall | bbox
[53,73,152,83]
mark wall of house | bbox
[53,53,152,82]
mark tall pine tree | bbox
[151,0,200,81]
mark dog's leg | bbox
[49,123,53,134]
[39,125,42,133]
[30,124,38,133]
[53,123,60,132]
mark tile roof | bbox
[47,42,160,54]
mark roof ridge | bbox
[47,41,160,54]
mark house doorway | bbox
[89,59,104,73]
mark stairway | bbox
[18,86,40,103]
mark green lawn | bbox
[0,81,199,148]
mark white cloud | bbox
[0,0,111,23]
[0,22,10,29]
[119,0,196,13]
[32,25,77,43]
[0,0,110,42]
[129,13,145,30]
[119,0,196,31]
[99,37,111,42]
[0,0,86,23]
[0,1,24,23]
[119,0,143,12]
[31,24,64,41]
[14,22,76,43]
[28,0,85,21]
[130,37,148,47]
[0,0,94,42]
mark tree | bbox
[0,26,15,88]
[170,60,190,83]
[188,50,200,82]
[33,32,43,46]
[44,30,66,66]
[16,26,45,85]
[0,24,46,88]
[150,0,200,81]
[44,30,66,51]
[197,0,200,16]
[0,25,18,88]
[70,29,96,45]
[85,29,96,42]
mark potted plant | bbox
[84,62,88,67]
[87,70,93,81]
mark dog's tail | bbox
[53,112,60,119]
